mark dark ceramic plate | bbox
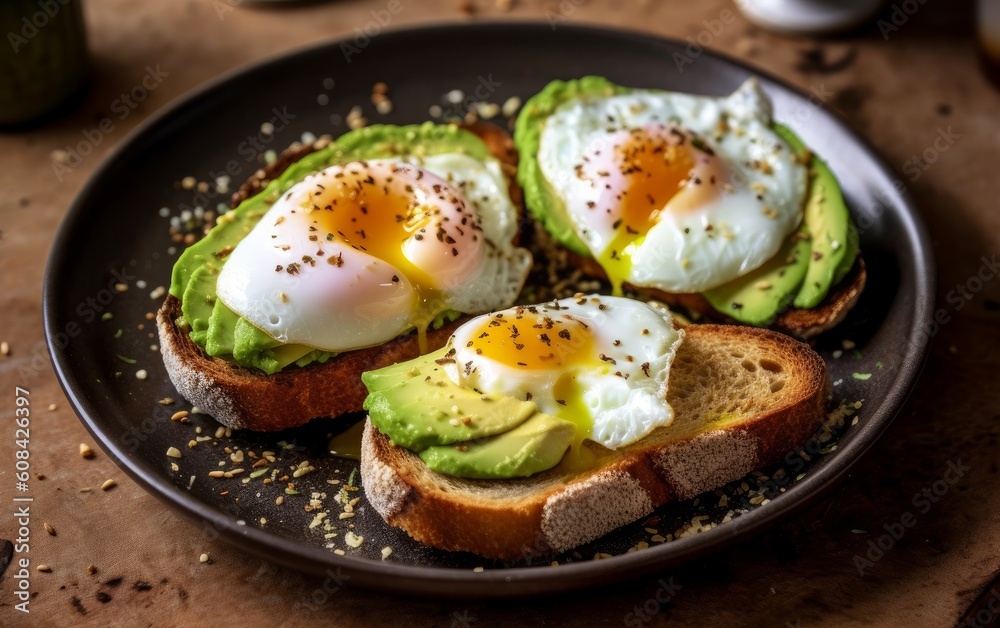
[45,23,934,598]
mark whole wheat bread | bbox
[361,324,827,560]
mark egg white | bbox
[537,78,808,293]
[215,154,532,352]
[446,295,685,450]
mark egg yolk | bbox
[464,307,596,370]
[586,126,722,294]
[463,306,602,466]
[302,163,481,350]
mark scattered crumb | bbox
[80,443,95,459]
[44,522,56,536]
[36,565,51,573]
[199,553,210,563]
[344,531,364,548]
[100,479,116,491]
[501,96,521,117]
[166,447,182,458]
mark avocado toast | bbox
[157,122,530,431]
[514,76,866,339]
[360,296,827,560]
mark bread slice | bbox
[361,324,827,560]
[157,123,523,431]
[562,241,867,340]
[157,296,461,431]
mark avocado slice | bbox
[704,124,857,319]
[769,124,855,309]
[793,157,852,308]
[513,76,632,256]
[363,349,539,451]
[360,353,428,394]
[703,227,811,325]
[833,219,859,285]
[418,412,576,479]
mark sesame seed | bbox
[199,553,210,563]
[100,479,116,491]
[135,370,148,380]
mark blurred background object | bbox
[978,0,1000,87]
[0,0,89,127]
[736,0,884,36]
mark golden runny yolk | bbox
[598,128,698,294]
[305,167,467,350]
[465,307,601,466]
[465,309,596,370]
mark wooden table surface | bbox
[2,1,998,625]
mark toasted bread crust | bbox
[361,325,827,560]
[157,295,461,431]
[159,123,522,431]
[231,140,326,209]
[566,249,866,339]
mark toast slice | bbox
[556,235,867,340]
[361,324,827,560]
[157,123,523,431]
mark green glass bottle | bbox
[0,0,89,126]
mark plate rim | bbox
[44,20,936,598]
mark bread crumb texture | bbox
[656,430,758,500]
[361,422,411,519]
[541,470,652,553]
